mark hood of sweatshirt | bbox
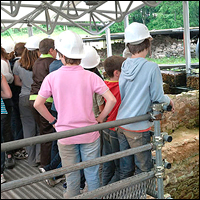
[121,57,148,81]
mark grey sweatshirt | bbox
[116,57,170,131]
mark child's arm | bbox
[1,74,12,99]
[14,74,22,87]
[34,95,56,125]
[96,90,116,123]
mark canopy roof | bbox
[1,1,161,35]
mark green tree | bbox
[188,1,199,27]
[146,1,184,30]
[109,1,199,32]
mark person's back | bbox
[47,66,107,137]
[116,22,174,178]
[29,37,57,168]
[13,38,41,167]
[117,57,166,130]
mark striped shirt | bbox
[1,74,8,114]
[1,98,7,114]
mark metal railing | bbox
[1,103,173,199]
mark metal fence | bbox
[1,103,173,199]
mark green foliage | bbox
[189,1,199,27]
[109,21,125,33]
[146,57,199,64]
[109,1,199,32]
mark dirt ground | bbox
[161,127,199,199]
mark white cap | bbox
[25,36,42,51]
[2,42,15,53]
[55,30,85,59]
[124,22,152,45]
[80,46,100,69]
[122,47,132,58]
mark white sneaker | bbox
[38,167,46,173]
[1,174,6,184]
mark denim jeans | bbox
[44,140,61,171]
[116,128,134,180]
[102,128,120,186]
[116,127,153,177]
[58,137,100,198]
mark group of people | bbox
[1,22,174,198]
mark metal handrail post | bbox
[152,103,165,199]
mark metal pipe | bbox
[1,114,151,152]
[153,109,164,199]
[27,24,33,36]
[72,171,155,199]
[1,144,152,192]
[183,1,191,76]
[106,27,112,57]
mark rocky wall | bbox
[160,90,199,134]
[96,35,197,60]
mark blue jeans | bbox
[58,137,100,198]
[116,128,134,180]
[102,128,120,186]
[44,140,61,171]
[116,127,153,178]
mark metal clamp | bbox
[155,166,165,178]
[151,102,172,113]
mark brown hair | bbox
[1,46,16,60]
[103,55,126,78]
[39,38,54,54]
[14,42,26,57]
[1,46,9,60]
[127,39,150,55]
[19,49,39,71]
[57,50,81,65]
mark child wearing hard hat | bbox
[33,30,116,198]
[115,22,175,179]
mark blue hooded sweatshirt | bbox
[116,57,170,131]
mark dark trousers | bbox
[2,99,14,155]
[29,100,54,167]
[1,115,7,174]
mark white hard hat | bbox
[55,30,85,59]
[124,22,153,44]
[80,46,100,69]
[2,42,15,53]
[122,47,132,58]
[25,36,42,51]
